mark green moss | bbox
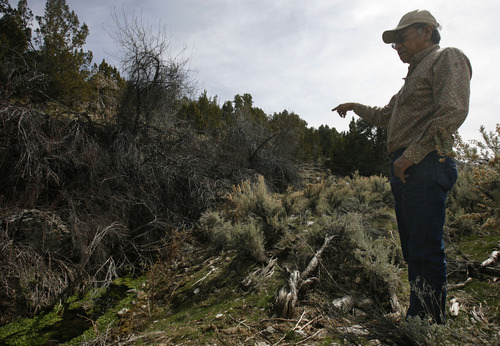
[459,234,498,261]
[65,311,119,345]
[0,304,64,345]
[67,285,106,311]
[0,276,146,345]
[66,277,146,344]
[115,275,148,290]
[251,292,274,309]
[285,329,300,341]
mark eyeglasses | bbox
[391,32,412,49]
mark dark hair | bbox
[411,23,441,44]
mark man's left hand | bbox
[394,155,413,183]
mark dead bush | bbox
[0,103,230,322]
[0,209,77,322]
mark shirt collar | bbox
[407,44,440,75]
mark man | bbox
[332,9,472,323]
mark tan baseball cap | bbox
[382,9,438,43]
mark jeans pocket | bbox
[435,157,458,191]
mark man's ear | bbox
[424,24,433,40]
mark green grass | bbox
[0,276,146,346]
[137,250,284,344]
[458,233,498,261]
[464,279,500,322]
[0,304,65,345]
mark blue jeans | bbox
[390,149,458,323]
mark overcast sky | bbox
[25,0,499,142]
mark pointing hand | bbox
[332,103,355,118]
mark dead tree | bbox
[275,235,335,318]
[110,10,195,135]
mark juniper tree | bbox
[0,0,35,100]
[34,0,93,105]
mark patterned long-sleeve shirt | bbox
[352,44,472,164]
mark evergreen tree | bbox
[0,0,32,56]
[221,100,235,124]
[178,100,204,130]
[355,118,388,174]
[327,118,389,176]
[297,127,322,161]
[196,91,222,133]
[177,91,223,133]
[234,93,268,124]
[0,0,34,100]
[34,0,92,104]
[269,109,308,157]
[318,125,338,157]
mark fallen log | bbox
[449,249,500,282]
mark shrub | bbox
[199,211,233,251]
[271,173,403,315]
[199,211,266,263]
[449,125,500,234]
[228,175,282,221]
[227,175,286,245]
[0,103,228,322]
[233,221,267,263]
[301,180,327,214]
[399,316,448,345]
[281,186,303,216]
[317,173,393,218]
[342,212,403,311]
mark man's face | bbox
[392,25,432,63]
